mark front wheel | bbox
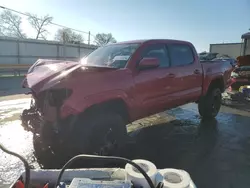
[72,111,127,156]
[198,88,222,119]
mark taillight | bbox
[48,89,72,106]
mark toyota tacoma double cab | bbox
[21,39,233,155]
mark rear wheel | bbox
[198,88,222,119]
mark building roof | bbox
[241,32,250,39]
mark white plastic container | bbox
[155,169,196,188]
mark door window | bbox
[142,44,170,68]
[168,44,194,67]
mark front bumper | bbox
[20,97,75,147]
[21,98,43,133]
[20,98,58,138]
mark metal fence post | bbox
[63,31,66,60]
[78,44,81,60]
[88,31,90,45]
[57,43,59,59]
[17,39,20,76]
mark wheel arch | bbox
[82,98,130,124]
[203,76,225,95]
[208,76,225,93]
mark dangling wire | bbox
[0,144,30,188]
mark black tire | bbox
[71,111,127,156]
[33,134,55,168]
[33,134,70,168]
[198,88,222,119]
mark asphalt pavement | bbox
[1,98,250,188]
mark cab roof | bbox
[115,39,192,45]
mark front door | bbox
[134,43,177,117]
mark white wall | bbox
[210,43,243,58]
[245,40,250,55]
[0,36,97,65]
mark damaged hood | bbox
[23,59,116,93]
[24,59,79,89]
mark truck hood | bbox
[23,59,117,93]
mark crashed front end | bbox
[20,59,79,147]
[21,88,73,131]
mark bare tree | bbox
[0,27,4,36]
[94,33,117,46]
[0,10,26,38]
[27,13,53,40]
[54,28,84,44]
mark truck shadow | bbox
[32,105,250,188]
[33,104,250,171]
[122,118,219,169]
[33,111,218,170]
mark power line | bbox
[0,5,96,38]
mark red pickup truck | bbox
[21,39,233,155]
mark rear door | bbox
[166,43,203,105]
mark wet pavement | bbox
[1,97,250,188]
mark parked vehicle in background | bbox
[213,57,237,67]
[21,39,233,156]
[199,52,219,61]
[199,52,236,67]
[229,32,250,91]
[230,66,250,91]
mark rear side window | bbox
[168,44,194,67]
[142,44,170,68]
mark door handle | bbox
[167,73,175,78]
[194,69,200,74]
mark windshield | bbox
[80,43,140,68]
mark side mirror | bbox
[138,58,160,70]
